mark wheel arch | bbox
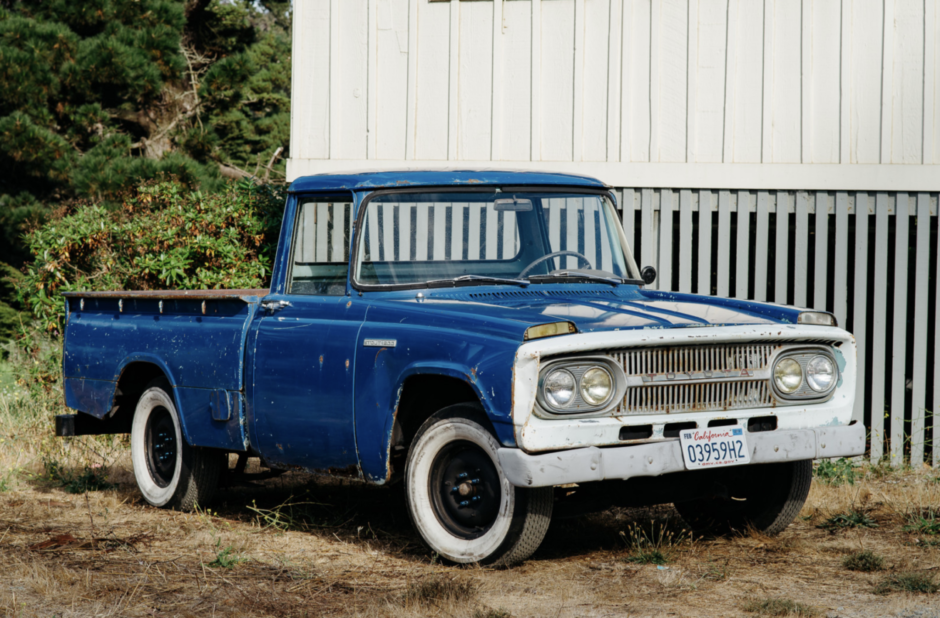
[108,356,194,445]
[373,365,511,485]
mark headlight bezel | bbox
[535,356,627,417]
[770,346,840,402]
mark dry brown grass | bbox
[2,388,939,617]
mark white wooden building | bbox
[288,0,940,467]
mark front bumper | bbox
[497,422,865,488]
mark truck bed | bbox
[62,289,268,451]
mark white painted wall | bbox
[288,0,940,190]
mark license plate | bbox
[679,426,751,469]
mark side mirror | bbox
[641,266,657,285]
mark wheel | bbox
[130,379,224,510]
[674,460,812,536]
[404,404,553,566]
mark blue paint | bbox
[60,171,810,483]
[833,347,847,388]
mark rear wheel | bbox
[404,405,553,566]
[130,380,223,510]
[674,460,812,536]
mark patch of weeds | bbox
[842,550,884,572]
[910,538,940,549]
[702,561,730,581]
[472,609,511,618]
[44,460,113,494]
[903,510,940,535]
[205,540,245,569]
[814,458,858,486]
[618,518,691,565]
[873,572,938,595]
[247,494,346,532]
[400,575,476,606]
[818,510,878,531]
[742,597,819,617]
[623,549,668,565]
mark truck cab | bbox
[58,170,865,566]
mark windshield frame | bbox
[349,186,642,292]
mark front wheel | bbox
[130,380,224,510]
[404,405,553,566]
[674,460,812,536]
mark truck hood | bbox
[364,285,802,339]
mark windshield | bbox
[354,190,640,288]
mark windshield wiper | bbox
[426,275,530,288]
[527,271,623,287]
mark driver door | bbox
[250,195,366,471]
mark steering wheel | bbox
[519,250,594,278]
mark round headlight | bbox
[544,369,576,408]
[806,355,835,392]
[774,358,803,394]
[580,367,613,405]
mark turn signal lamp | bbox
[797,312,837,327]
[524,321,577,341]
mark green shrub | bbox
[818,511,878,531]
[904,510,940,535]
[19,179,285,336]
[842,550,884,572]
[873,572,938,595]
[813,458,858,486]
[44,459,114,494]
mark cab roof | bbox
[288,169,609,194]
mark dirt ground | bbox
[0,445,938,618]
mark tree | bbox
[0,0,290,343]
[0,0,291,264]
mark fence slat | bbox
[754,192,769,301]
[433,204,447,260]
[678,190,692,293]
[911,193,930,465]
[716,191,731,297]
[659,190,674,291]
[697,190,713,295]
[565,198,580,268]
[415,204,429,261]
[852,193,869,427]
[890,194,910,467]
[317,203,331,262]
[736,192,750,298]
[331,203,346,262]
[775,192,790,304]
[468,204,482,260]
[814,192,829,310]
[833,192,849,326]
[936,192,940,466]
[486,202,500,260]
[622,189,636,251]
[641,189,657,289]
[794,193,809,308]
[870,192,891,463]
[450,203,464,261]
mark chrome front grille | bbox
[606,343,784,414]
[613,344,778,376]
[622,380,774,414]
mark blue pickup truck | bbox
[57,170,865,566]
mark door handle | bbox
[261,299,292,313]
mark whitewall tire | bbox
[130,380,223,511]
[404,405,553,567]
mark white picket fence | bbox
[618,188,940,468]
[294,191,940,468]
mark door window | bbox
[289,199,354,295]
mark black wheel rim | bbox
[428,440,501,540]
[145,407,178,488]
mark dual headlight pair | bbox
[537,358,625,414]
[772,351,838,397]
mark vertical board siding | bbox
[298,0,938,168]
